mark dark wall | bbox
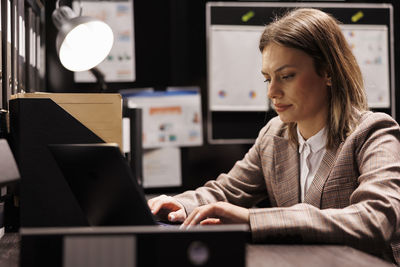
[44,0,400,192]
[45,0,251,192]
[45,0,208,92]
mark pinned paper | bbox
[72,1,136,82]
[209,25,268,111]
[341,24,390,108]
[123,87,203,148]
[142,147,181,188]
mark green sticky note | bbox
[242,11,255,22]
[351,11,364,23]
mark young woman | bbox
[148,8,400,264]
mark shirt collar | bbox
[297,126,327,154]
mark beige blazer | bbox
[174,111,400,264]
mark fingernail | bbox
[151,209,155,214]
[169,214,175,222]
[187,225,192,230]
[179,224,185,229]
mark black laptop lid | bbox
[48,143,156,227]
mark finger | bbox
[149,195,171,214]
[185,205,216,226]
[147,194,167,211]
[168,209,186,222]
[182,211,195,226]
[151,196,184,216]
[183,207,200,226]
[200,218,221,225]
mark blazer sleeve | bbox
[173,120,276,216]
[250,113,400,260]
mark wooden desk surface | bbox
[246,244,395,267]
[0,233,394,267]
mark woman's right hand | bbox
[147,194,187,223]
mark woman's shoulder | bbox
[257,116,287,139]
[357,110,398,129]
[349,110,399,141]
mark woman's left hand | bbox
[181,202,249,228]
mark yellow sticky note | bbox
[351,11,364,23]
[242,11,255,22]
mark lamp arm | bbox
[89,67,108,92]
[56,0,82,16]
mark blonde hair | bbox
[259,8,368,148]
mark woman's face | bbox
[262,43,331,138]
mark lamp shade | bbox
[52,6,114,72]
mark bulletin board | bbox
[207,2,395,144]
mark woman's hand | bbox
[147,194,187,223]
[181,202,249,228]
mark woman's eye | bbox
[282,74,295,80]
[264,78,271,83]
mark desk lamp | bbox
[52,0,114,73]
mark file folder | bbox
[9,93,122,227]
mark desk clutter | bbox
[1,92,249,267]
[121,87,203,189]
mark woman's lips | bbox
[274,104,292,112]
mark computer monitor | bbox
[207,2,395,144]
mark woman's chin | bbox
[277,114,293,123]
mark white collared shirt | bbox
[297,126,327,202]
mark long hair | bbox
[259,8,368,149]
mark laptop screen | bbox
[48,143,157,227]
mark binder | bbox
[11,0,17,95]
[1,0,12,109]
[17,0,24,93]
[34,11,39,91]
[34,0,44,91]
[9,93,123,227]
[6,0,12,101]
[0,1,3,109]
[38,10,45,91]
[25,6,34,92]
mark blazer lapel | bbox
[273,136,300,207]
[304,142,343,207]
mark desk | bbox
[0,233,394,267]
[247,244,395,267]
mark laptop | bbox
[48,143,175,227]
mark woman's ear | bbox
[326,76,332,87]
[325,71,332,86]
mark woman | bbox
[148,8,400,263]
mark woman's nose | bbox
[267,80,282,99]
